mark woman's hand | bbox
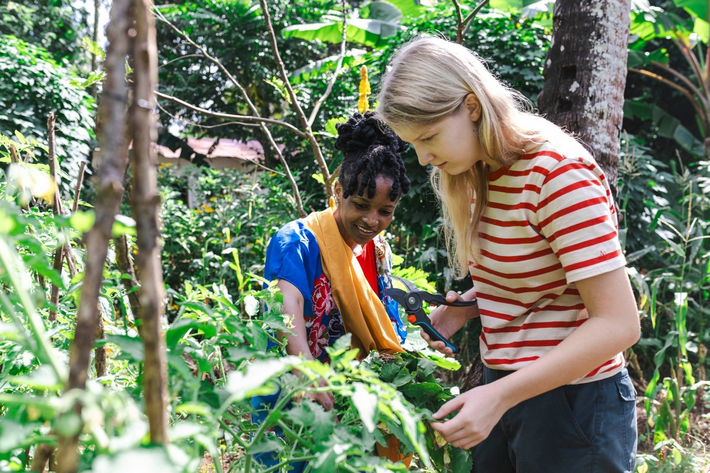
[421,289,478,356]
[429,382,508,450]
[304,378,335,411]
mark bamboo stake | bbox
[130,0,169,445]
[55,0,133,470]
[47,113,63,322]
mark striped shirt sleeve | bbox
[535,156,625,284]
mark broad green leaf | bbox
[166,318,217,349]
[112,214,136,237]
[282,19,402,48]
[0,419,37,453]
[351,383,378,432]
[10,365,62,390]
[626,48,669,68]
[70,210,95,233]
[386,0,431,18]
[401,382,442,397]
[675,0,708,22]
[324,117,348,137]
[225,356,300,401]
[693,17,709,43]
[105,334,145,362]
[246,437,284,454]
[54,412,82,437]
[362,1,403,22]
[169,420,206,440]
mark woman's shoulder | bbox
[273,219,316,243]
[268,219,319,256]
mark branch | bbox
[308,0,348,127]
[47,113,61,322]
[155,90,307,139]
[672,36,709,102]
[452,0,488,43]
[451,0,464,43]
[650,60,710,129]
[630,67,709,133]
[461,0,488,38]
[258,0,333,200]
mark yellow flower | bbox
[358,65,371,114]
[195,209,203,214]
[171,304,179,310]
[203,206,214,213]
[209,197,217,202]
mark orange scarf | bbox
[303,209,403,360]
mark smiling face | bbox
[333,174,399,249]
[392,94,499,175]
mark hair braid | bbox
[335,111,411,201]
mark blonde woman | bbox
[378,36,640,473]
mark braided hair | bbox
[335,111,411,201]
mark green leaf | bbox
[247,437,284,454]
[627,48,669,68]
[362,1,403,22]
[251,322,269,351]
[401,382,443,397]
[282,19,402,48]
[105,334,145,362]
[54,412,82,437]
[225,356,300,401]
[10,365,62,390]
[112,214,137,237]
[0,419,37,453]
[351,383,378,432]
[166,318,217,349]
[324,117,348,137]
[674,0,708,23]
[70,210,95,233]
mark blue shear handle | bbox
[415,321,458,353]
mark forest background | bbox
[0,0,710,472]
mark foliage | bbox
[618,137,710,469]
[626,0,709,160]
[0,35,95,196]
[0,0,90,66]
[157,163,298,303]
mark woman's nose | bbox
[362,211,378,226]
[417,149,434,166]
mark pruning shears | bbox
[385,276,477,354]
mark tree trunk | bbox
[537,0,631,198]
[130,0,170,445]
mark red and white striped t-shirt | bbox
[471,142,626,384]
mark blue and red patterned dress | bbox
[263,219,407,362]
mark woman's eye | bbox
[354,203,367,209]
[380,210,393,216]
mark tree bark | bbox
[130,0,169,445]
[537,0,631,198]
[55,0,132,471]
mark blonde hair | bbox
[378,36,584,278]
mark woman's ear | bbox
[334,180,343,202]
[464,93,482,122]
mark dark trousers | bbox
[472,367,637,473]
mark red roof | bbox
[157,138,264,162]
